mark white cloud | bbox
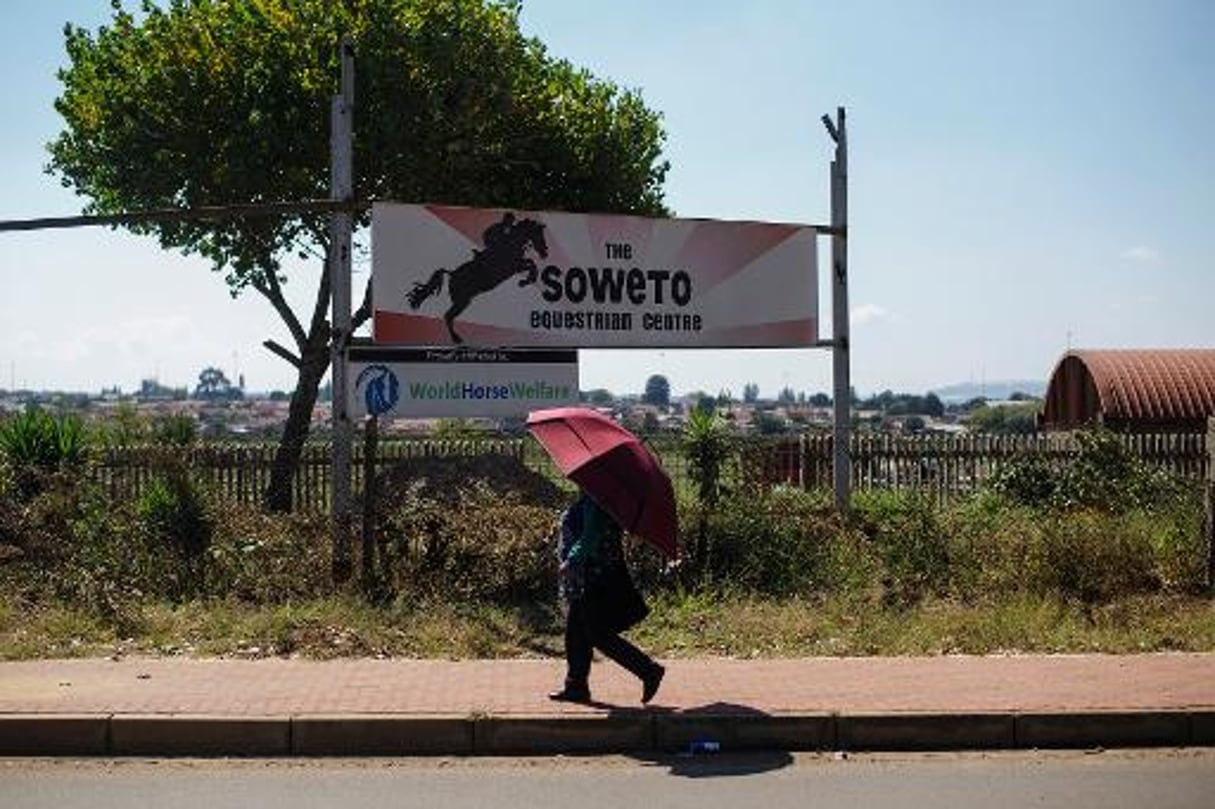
[850,303,889,326]
[1119,245,1163,265]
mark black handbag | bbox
[585,565,650,634]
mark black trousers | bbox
[564,598,656,686]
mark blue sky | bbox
[1,0,1212,398]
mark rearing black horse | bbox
[405,216,548,344]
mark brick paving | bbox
[2,653,1213,717]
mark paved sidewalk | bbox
[2,654,1214,756]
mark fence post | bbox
[1206,417,1214,591]
[361,416,379,594]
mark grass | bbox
[2,433,1212,662]
[3,590,1213,662]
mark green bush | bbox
[137,470,214,598]
[152,414,198,447]
[1029,511,1159,603]
[0,407,87,498]
[987,429,1199,514]
[852,490,953,604]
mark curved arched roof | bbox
[1042,349,1215,430]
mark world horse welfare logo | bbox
[355,364,400,416]
[373,203,819,349]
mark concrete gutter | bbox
[3,710,1213,757]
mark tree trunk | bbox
[263,326,331,513]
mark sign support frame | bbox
[823,106,851,511]
[330,38,355,581]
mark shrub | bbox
[204,508,333,603]
[152,413,198,447]
[852,490,953,604]
[137,469,213,598]
[0,407,87,499]
[987,428,1200,514]
[376,481,558,602]
[675,486,856,597]
[1030,511,1159,603]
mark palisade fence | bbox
[88,430,1211,514]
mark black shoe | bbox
[641,664,665,704]
[548,685,591,703]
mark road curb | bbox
[0,714,110,756]
[109,714,289,756]
[0,710,1210,757]
[1015,711,1192,749]
[838,712,1015,751]
[293,714,473,756]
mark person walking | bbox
[549,490,665,705]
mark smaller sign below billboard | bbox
[346,345,578,419]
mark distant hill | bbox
[931,380,1046,403]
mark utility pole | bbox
[822,107,851,511]
[330,38,355,581]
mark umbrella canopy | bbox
[526,406,677,558]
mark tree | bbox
[194,366,241,401]
[581,388,614,406]
[966,402,1040,434]
[742,383,760,404]
[752,410,787,435]
[642,374,671,408]
[50,0,670,512]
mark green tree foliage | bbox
[742,383,760,404]
[860,390,944,418]
[193,367,242,401]
[752,410,787,435]
[642,374,671,408]
[966,402,1040,434]
[50,0,670,512]
[581,388,614,406]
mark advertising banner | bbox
[372,203,817,348]
[346,346,578,419]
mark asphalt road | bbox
[2,750,1213,809]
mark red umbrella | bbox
[526,406,678,559]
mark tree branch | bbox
[263,339,301,368]
[310,249,333,340]
[251,266,308,350]
[352,275,374,330]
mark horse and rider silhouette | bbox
[405,212,548,344]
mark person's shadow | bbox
[620,701,797,778]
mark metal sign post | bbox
[330,38,355,580]
[823,106,851,511]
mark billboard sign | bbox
[346,345,578,418]
[372,203,817,348]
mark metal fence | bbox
[88,430,1211,514]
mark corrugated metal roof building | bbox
[1041,349,1215,432]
